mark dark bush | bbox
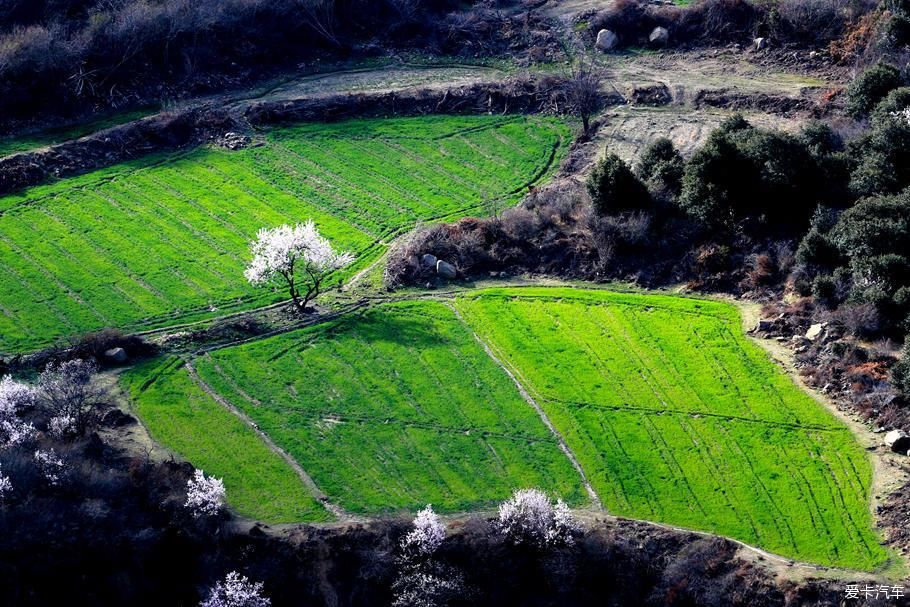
[636,137,684,197]
[846,62,904,117]
[679,117,823,232]
[849,117,910,196]
[812,274,838,302]
[586,153,651,215]
[796,206,844,268]
[871,86,910,124]
[890,341,910,396]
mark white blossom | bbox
[200,571,270,607]
[892,106,910,126]
[185,468,226,517]
[244,221,354,311]
[401,505,446,557]
[0,375,35,449]
[497,489,580,548]
[48,414,77,439]
[0,375,34,415]
[0,464,11,501]
[34,448,65,486]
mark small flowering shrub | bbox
[0,375,35,449]
[0,464,11,501]
[401,505,446,558]
[200,571,270,607]
[185,469,226,517]
[497,489,581,548]
[34,448,66,486]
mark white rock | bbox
[805,323,826,341]
[595,29,619,52]
[649,27,669,46]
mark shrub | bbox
[846,62,904,118]
[679,118,822,231]
[812,274,838,302]
[890,341,910,396]
[636,137,684,196]
[586,153,651,215]
[849,117,910,196]
[871,86,910,125]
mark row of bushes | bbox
[0,0,515,124]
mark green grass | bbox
[189,300,586,514]
[0,107,157,158]
[455,287,888,571]
[121,356,332,523]
[0,114,570,354]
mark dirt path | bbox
[184,359,358,522]
[446,301,603,509]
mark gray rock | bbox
[595,29,619,52]
[436,260,457,280]
[649,26,669,46]
[755,319,773,332]
[420,253,438,268]
[885,429,910,454]
[754,37,767,51]
[103,347,128,364]
[805,322,826,341]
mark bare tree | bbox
[563,65,603,136]
[37,359,103,436]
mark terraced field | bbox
[125,300,586,517]
[123,287,888,570]
[456,288,887,570]
[0,115,568,353]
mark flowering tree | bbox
[37,359,101,436]
[0,464,11,501]
[497,488,580,548]
[34,448,66,486]
[244,221,355,313]
[0,375,35,449]
[401,505,446,558]
[200,571,270,607]
[393,504,463,607]
[185,468,226,517]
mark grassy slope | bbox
[0,114,569,354]
[455,287,888,570]
[191,300,586,514]
[121,357,332,523]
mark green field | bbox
[455,288,886,570]
[127,300,585,515]
[121,357,332,523]
[0,114,569,353]
[123,288,888,570]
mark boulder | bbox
[754,319,773,332]
[648,27,669,47]
[805,323,826,341]
[102,408,136,428]
[436,259,457,280]
[595,29,619,52]
[753,37,767,51]
[885,429,910,454]
[103,347,128,364]
[420,253,438,268]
